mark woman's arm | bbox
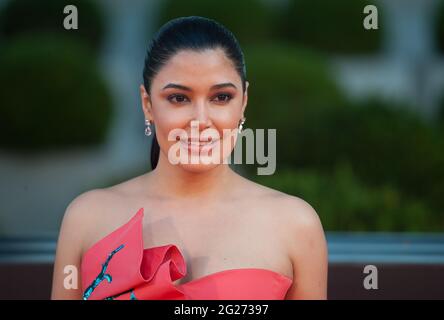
[51,191,98,299]
[284,198,328,300]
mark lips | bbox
[181,139,218,146]
[178,137,220,150]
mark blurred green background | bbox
[0,0,443,235]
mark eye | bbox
[212,93,233,104]
[167,94,189,104]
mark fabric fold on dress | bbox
[81,207,293,300]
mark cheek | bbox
[214,114,238,131]
[212,97,245,132]
[155,111,186,132]
[151,103,187,149]
[214,110,242,140]
[213,112,242,155]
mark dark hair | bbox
[143,16,247,170]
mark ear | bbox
[241,81,249,118]
[140,84,154,122]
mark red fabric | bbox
[81,208,293,300]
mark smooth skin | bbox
[51,48,328,300]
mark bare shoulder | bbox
[242,179,328,299]
[241,176,322,227]
[52,188,114,299]
[275,193,324,233]
[269,193,328,299]
[65,173,146,224]
[61,188,112,247]
[241,177,326,249]
[63,174,150,251]
[64,188,112,223]
[267,187,325,244]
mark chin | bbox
[177,161,222,174]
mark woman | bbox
[51,16,328,300]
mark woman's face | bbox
[140,47,248,173]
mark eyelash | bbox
[167,93,233,105]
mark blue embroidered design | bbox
[83,244,125,300]
[104,288,138,300]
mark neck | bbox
[147,151,237,201]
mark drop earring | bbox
[145,119,152,136]
[238,117,246,133]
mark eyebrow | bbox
[162,82,237,91]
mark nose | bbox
[192,99,212,130]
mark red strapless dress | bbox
[81,208,293,300]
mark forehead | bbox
[151,48,241,90]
